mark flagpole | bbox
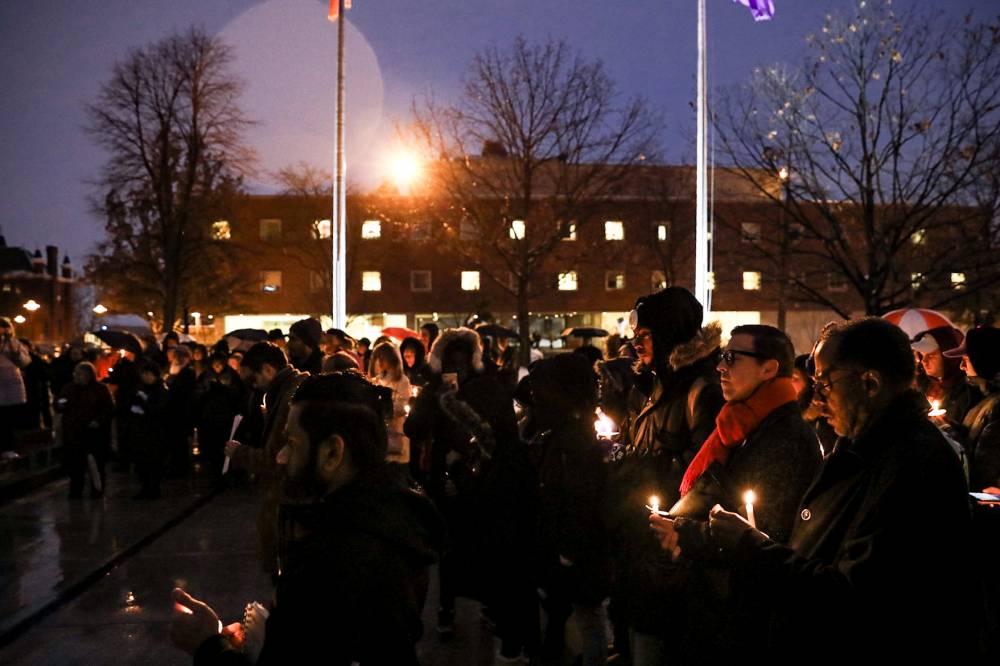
[694,0,709,310]
[331,0,347,328]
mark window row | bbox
[257,270,970,294]
[218,219,674,243]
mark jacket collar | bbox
[836,389,929,462]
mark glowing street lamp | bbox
[389,151,422,195]
[23,299,40,312]
[92,303,108,315]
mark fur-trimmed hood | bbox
[668,321,722,371]
[427,327,484,375]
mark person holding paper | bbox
[224,342,305,577]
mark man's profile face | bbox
[420,330,432,352]
[279,405,320,501]
[718,333,774,402]
[814,341,862,438]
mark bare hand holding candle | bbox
[221,414,243,475]
[928,399,947,418]
[645,494,669,516]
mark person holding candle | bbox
[368,341,412,485]
[911,326,981,434]
[606,286,724,665]
[650,318,977,662]
[664,324,822,660]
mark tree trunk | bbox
[517,279,531,367]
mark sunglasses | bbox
[720,348,771,367]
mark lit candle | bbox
[928,400,947,418]
[650,495,660,515]
[743,490,756,528]
[125,591,136,606]
[404,404,411,416]
[594,408,618,439]
[410,386,420,398]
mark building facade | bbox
[0,237,77,344]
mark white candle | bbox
[594,408,618,439]
[928,400,947,418]
[650,495,660,515]
[743,489,757,529]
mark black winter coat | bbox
[729,390,976,662]
[194,472,444,665]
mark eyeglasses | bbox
[814,368,858,398]
[720,349,770,367]
[633,331,652,345]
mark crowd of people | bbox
[2,287,999,664]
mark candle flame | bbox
[931,399,940,411]
[649,495,660,512]
[594,408,618,438]
[743,489,756,505]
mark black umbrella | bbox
[474,322,519,339]
[92,329,144,356]
[560,327,609,339]
[225,328,269,342]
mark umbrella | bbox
[225,328,269,342]
[560,327,609,339]
[382,327,420,340]
[92,329,143,356]
[882,308,956,339]
[474,323,519,339]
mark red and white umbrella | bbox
[381,326,420,341]
[882,308,956,339]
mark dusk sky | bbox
[0,0,990,265]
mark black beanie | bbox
[633,287,704,357]
[289,318,322,349]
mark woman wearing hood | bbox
[606,287,725,665]
[403,327,535,662]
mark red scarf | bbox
[679,377,798,496]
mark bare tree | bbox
[411,36,660,361]
[714,1,1000,318]
[85,27,256,331]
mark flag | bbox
[733,0,775,22]
[328,0,352,22]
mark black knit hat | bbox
[631,287,704,356]
[289,318,322,349]
[945,326,1000,380]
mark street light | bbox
[23,299,40,312]
[93,303,108,315]
[389,150,422,195]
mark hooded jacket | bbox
[195,471,444,665]
[608,322,725,633]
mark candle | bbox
[650,495,660,515]
[410,385,420,398]
[743,490,757,528]
[594,408,618,439]
[928,399,947,418]
[404,404,411,416]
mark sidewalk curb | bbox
[0,484,226,649]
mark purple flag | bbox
[733,0,775,22]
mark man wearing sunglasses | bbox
[669,325,821,660]
[651,317,975,661]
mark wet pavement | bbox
[0,470,505,665]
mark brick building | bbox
[200,164,987,354]
[0,236,77,344]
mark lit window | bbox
[605,221,625,240]
[560,221,577,241]
[261,270,282,293]
[656,221,670,242]
[313,219,331,240]
[211,221,231,240]
[911,229,926,245]
[651,271,667,291]
[827,272,847,292]
[910,272,923,289]
[361,220,382,239]
[743,271,762,291]
[509,219,526,240]
[411,270,432,292]
[259,219,282,242]
[741,223,761,243]
[558,271,578,291]
[951,272,966,289]
[309,271,325,293]
[605,271,625,290]
[707,271,716,290]
[362,271,382,291]
[461,271,481,291]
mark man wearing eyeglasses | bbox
[651,317,976,661]
[666,324,821,660]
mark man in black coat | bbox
[652,318,976,662]
[170,372,443,665]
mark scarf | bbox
[679,377,798,496]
